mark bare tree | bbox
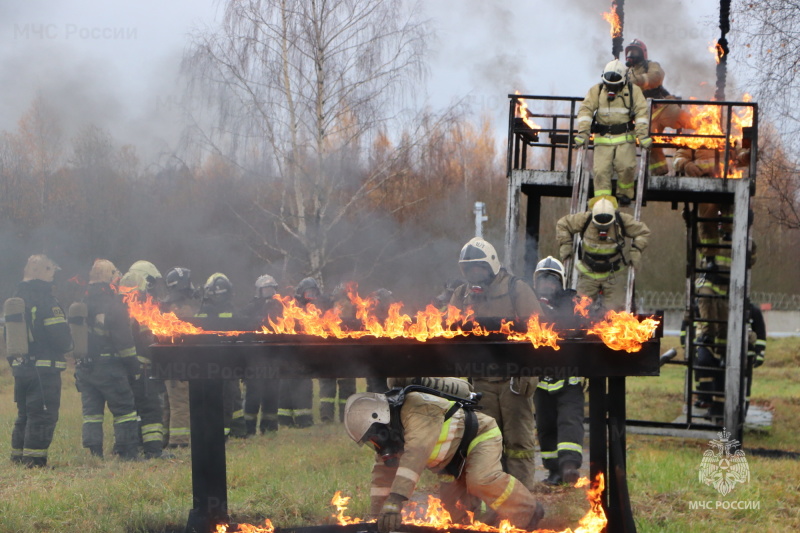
[182,0,435,285]
[732,0,800,229]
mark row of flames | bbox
[123,291,659,353]
[215,473,606,533]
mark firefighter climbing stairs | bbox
[503,93,760,444]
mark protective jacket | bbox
[576,83,649,144]
[85,283,140,373]
[8,280,72,374]
[450,269,540,322]
[557,210,650,279]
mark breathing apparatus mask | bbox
[533,271,562,308]
[363,422,404,467]
[601,59,627,101]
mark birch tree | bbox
[182,0,432,284]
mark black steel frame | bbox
[150,334,661,533]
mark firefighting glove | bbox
[639,137,653,149]
[377,493,406,533]
[559,243,573,263]
[573,132,589,147]
[629,248,642,269]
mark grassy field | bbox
[0,336,798,533]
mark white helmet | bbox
[343,393,391,445]
[89,259,121,285]
[255,274,278,298]
[601,59,627,89]
[534,256,566,290]
[458,237,501,277]
[23,254,60,282]
[591,197,617,229]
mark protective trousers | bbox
[277,379,313,428]
[694,345,725,416]
[438,426,540,530]
[472,378,537,490]
[318,378,356,423]
[244,377,279,434]
[592,139,637,199]
[576,269,626,312]
[167,380,190,446]
[130,365,164,457]
[696,283,728,355]
[533,384,585,473]
[76,364,139,458]
[224,379,247,438]
[11,367,61,467]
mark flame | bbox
[514,91,542,131]
[574,296,593,319]
[708,41,725,64]
[331,491,363,525]
[587,310,659,353]
[214,519,274,533]
[504,315,562,350]
[602,5,621,38]
[652,93,754,178]
[122,290,207,340]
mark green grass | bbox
[0,338,798,532]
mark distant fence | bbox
[638,291,800,311]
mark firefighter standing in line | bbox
[241,274,283,434]
[197,272,248,438]
[319,283,356,422]
[160,267,200,447]
[5,255,72,467]
[531,257,585,485]
[449,237,541,490]
[575,59,652,207]
[73,259,141,459]
[119,260,167,458]
[343,386,544,533]
[366,288,395,393]
[277,277,323,428]
[624,38,693,176]
[556,196,651,313]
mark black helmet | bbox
[204,273,233,305]
[294,277,321,305]
[166,267,193,293]
[254,274,278,299]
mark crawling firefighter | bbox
[574,59,652,207]
[343,380,545,533]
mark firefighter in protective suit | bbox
[197,272,248,438]
[75,259,141,459]
[5,255,72,467]
[344,386,544,533]
[449,238,541,490]
[242,274,283,434]
[575,59,652,207]
[531,257,585,485]
[160,267,200,447]
[319,282,357,422]
[556,196,651,312]
[119,261,167,458]
[624,39,693,176]
[277,277,323,428]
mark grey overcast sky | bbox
[0,0,727,153]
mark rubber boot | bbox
[245,419,257,436]
[23,456,48,468]
[560,461,580,485]
[527,502,545,530]
[88,446,104,458]
[543,469,562,486]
